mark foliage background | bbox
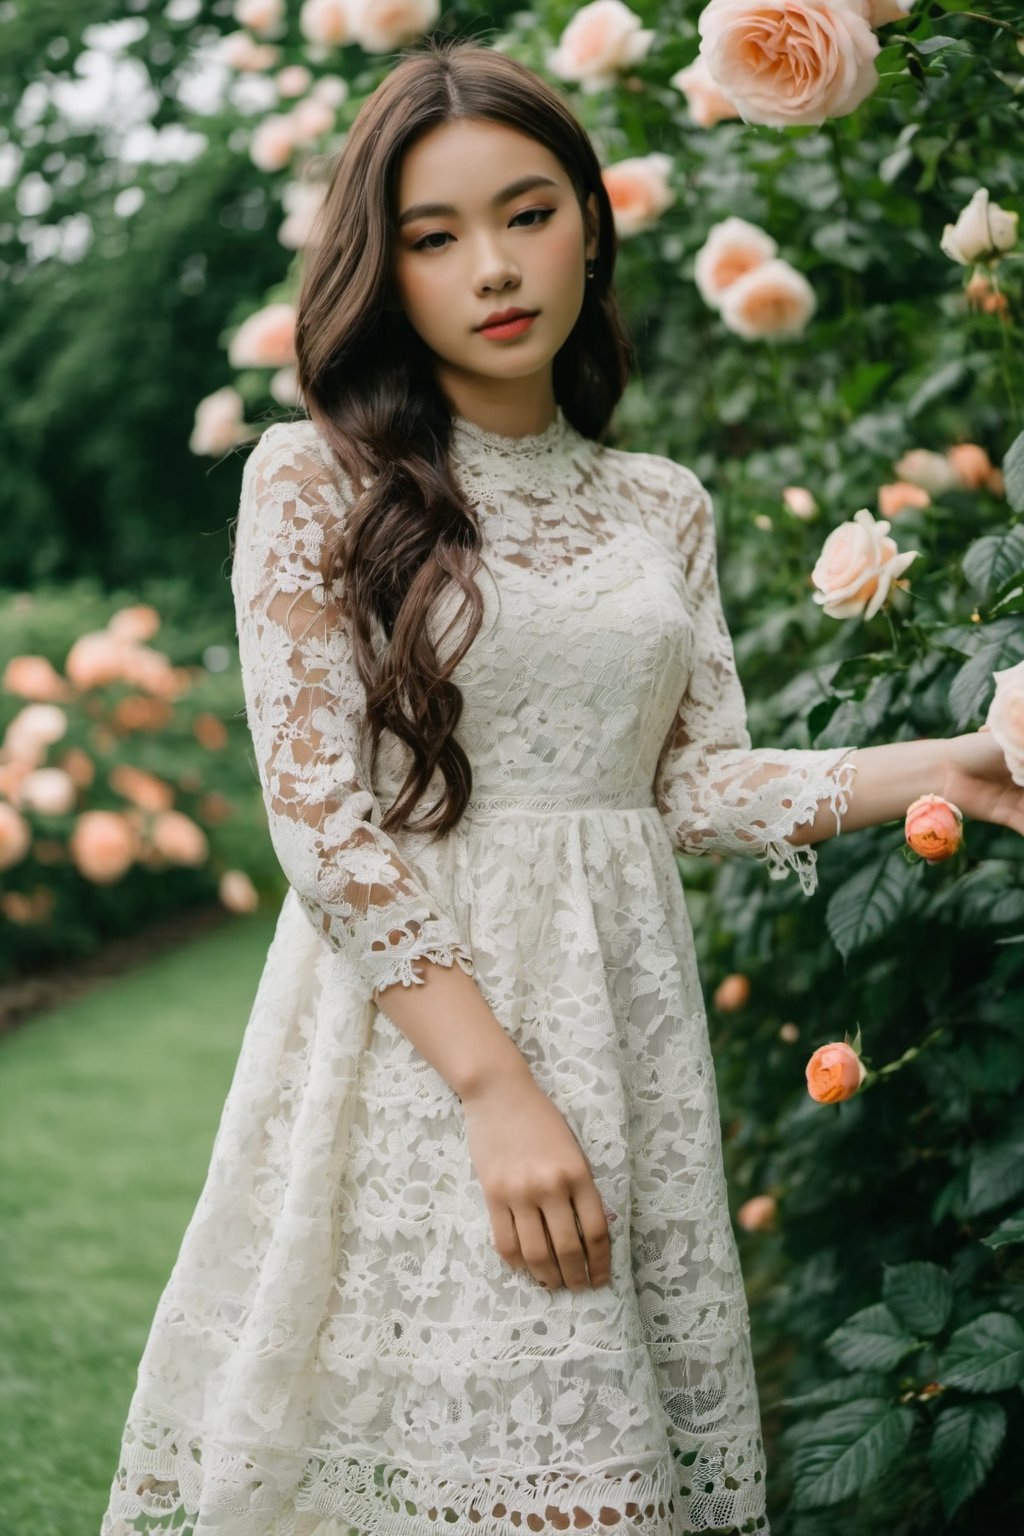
[1,1,1023,1531]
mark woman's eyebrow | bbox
[398,174,560,228]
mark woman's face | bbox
[391,117,598,432]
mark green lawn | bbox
[0,909,279,1536]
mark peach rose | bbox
[670,55,741,127]
[58,747,95,788]
[601,153,675,238]
[904,793,964,863]
[548,1,656,93]
[941,188,1019,266]
[219,869,260,913]
[878,481,930,519]
[118,645,181,699]
[221,30,279,71]
[736,1194,777,1231]
[112,695,172,733]
[893,448,958,497]
[275,64,313,99]
[278,179,328,250]
[694,216,777,309]
[107,604,161,644]
[234,0,284,35]
[69,810,138,883]
[298,0,351,46]
[698,0,880,128]
[4,703,69,764]
[349,0,441,54]
[289,96,336,143]
[151,810,209,866]
[228,302,297,369]
[782,486,818,520]
[194,712,228,750]
[946,442,993,491]
[714,973,751,1010]
[0,802,32,870]
[806,1041,867,1104]
[719,258,817,340]
[811,508,918,621]
[985,658,1024,788]
[190,387,252,457]
[108,764,176,814]
[2,654,71,702]
[19,767,77,816]
[250,113,298,173]
[65,631,129,689]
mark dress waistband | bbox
[460,787,659,822]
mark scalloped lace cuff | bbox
[761,748,858,896]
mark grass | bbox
[0,909,279,1536]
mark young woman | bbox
[101,33,1021,1536]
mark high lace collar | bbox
[448,404,596,499]
[451,404,572,456]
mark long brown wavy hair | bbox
[295,33,634,839]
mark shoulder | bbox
[599,442,714,560]
[239,418,358,526]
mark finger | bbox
[513,1206,564,1290]
[540,1200,591,1292]
[570,1184,613,1287]
[487,1199,526,1274]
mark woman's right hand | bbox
[460,1071,613,1293]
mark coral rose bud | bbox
[736,1194,777,1231]
[878,481,930,519]
[0,802,32,870]
[19,767,77,816]
[714,973,750,1010]
[806,1041,867,1104]
[2,654,71,701]
[150,810,209,866]
[904,793,964,863]
[69,810,138,883]
[219,869,260,913]
[946,442,993,490]
[193,712,228,750]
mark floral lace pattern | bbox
[100,406,858,1536]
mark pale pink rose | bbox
[221,30,280,71]
[713,973,751,1010]
[904,793,964,863]
[269,366,303,407]
[299,0,351,46]
[275,64,313,98]
[219,869,260,913]
[151,810,209,867]
[234,0,285,35]
[694,216,777,309]
[782,486,818,520]
[811,508,919,621]
[19,767,76,816]
[289,96,336,144]
[349,0,441,54]
[2,655,71,702]
[311,75,349,108]
[69,810,138,883]
[719,258,817,340]
[698,0,881,128]
[601,153,675,237]
[737,1194,777,1231]
[4,703,69,763]
[670,55,741,127]
[878,481,930,518]
[941,188,1019,266]
[946,442,993,491]
[250,113,299,173]
[806,1041,867,1103]
[189,387,252,457]
[228,302,297,369]
[107,604,161,643]
[893,448,958,497]
[985,659,1024,788]
[0,802,32,871]
[547,0,656,93]
[65,631,129,689]
[278,180,328,250]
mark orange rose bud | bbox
[904,792,964,863]
[805,1041,867,1104]
[714,973,751,1011]
[737,1194,777,1231]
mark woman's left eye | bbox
[412,206,555,252]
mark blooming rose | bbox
[228,302,297,369]
[904,793,964,863]
[151,810,209,866]
[234,0,284,33]
[670,55,741,127]
[811,508,918,621]
[19,767,77,816]
[189,387,251,457]
[298,0,350,46]
[548,1,656,93]
[694,216,777,309]
[893,448,958,497]
[941,188,1019,266]
[0,802,32,871]
[108,604,161,644]
[250,113,298,173]
[985,659,1024,788]
[736,1194,777,1231]
[65,631,129,689]
[221,31,279,71]
[713,973,751,1010]
[946,442,993,491]
[698,0,880,129]
[349,0,441,54]
[878,481,930,519]
[219,869,260,913]
[806,1041,867,1104]
[2,654,70,701]
[601,154,675,237]
[782,486,818,520]
[719,258,817,340]
[276,64,313,99]
[4,703,69,765]
[69,810,138,883]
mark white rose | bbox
[694,216,777,309]
[941,188,1019,266]
[811,508,919,620]
[601,153,675,237]
[698,0,880,128]
[269,366,303,407]
[718,257,817,339]
[275,65,313,99]
[985,659,1024,788]
[19,767,77,816]
[348,0,441,54]
[547,1,656,93]
[893,448,959,497]
[670,55,741,127]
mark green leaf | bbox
[1004,429,1024,514]
[882,1262,953,1337]
[964,1110,1024,1217]
[825,1303,922,1372]
[826,852,917,963]
[780,1372,891,1410]
[791,1399,915,1509]
[930,1401,1007,1517]
[938,1313,1024,1393]
[981,1209,1024,1250]
[906,360,967,419]
[948,629,1024,730]
[962,525,1024,602]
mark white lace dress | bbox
[101,406,858,1536]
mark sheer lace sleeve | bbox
[652,465,859,896]
[231,421,476,998]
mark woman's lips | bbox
[478,312,539,339]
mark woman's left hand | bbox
[941,728,1024,837]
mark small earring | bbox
[585,258,596,279]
